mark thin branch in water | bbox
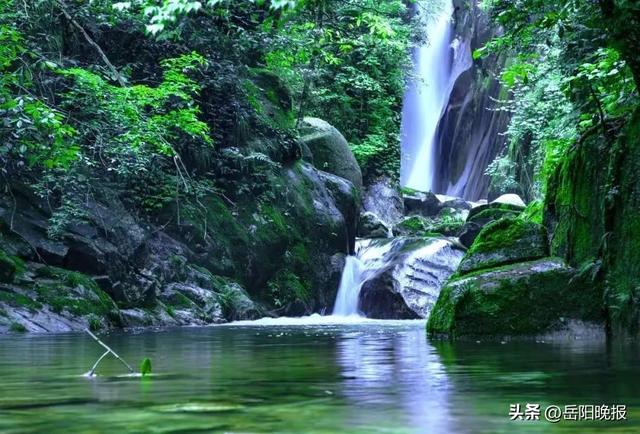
[85,328,134,375]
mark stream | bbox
[1,323,639,433]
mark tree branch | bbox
[54,0,126,87]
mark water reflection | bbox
[1,323,640,433]
[336,326,454,433]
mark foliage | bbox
[480,0,639,200]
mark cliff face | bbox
[545,111,640,337]
[431,0,510,201]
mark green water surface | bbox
[0,320,638,433]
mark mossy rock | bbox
[458,217,548,275]
[427,258,603,337]
[298,117,363,191]
[0,250,25,283]
[32,266,119,319]
[467,202,524,223]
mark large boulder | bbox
[458,217,548,274]
[362,177,404,227]
[427,258,604,338]
[298,117,363,191]
[357,237,464,319]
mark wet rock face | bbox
[431,0,511,200]
[403,191,442,217]
[359,271,420,319]
[427,258,604,338]
[358,212,390,239]
[356,237,464,319]
[362,177,404,227]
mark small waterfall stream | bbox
[333,240,394,317]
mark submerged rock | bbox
[427,258,603,338]
[459,217,548,274]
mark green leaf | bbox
[140,357,152,376]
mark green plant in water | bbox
[140,357,152,377]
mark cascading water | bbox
[332,240,395,317]
[400,0,472,193]
[332,237,463,319]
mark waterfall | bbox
[332,256,365,316]
[332,237,463,319]
[332,240,395,317]
[400,0,472,193]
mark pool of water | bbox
[1,319,639,433]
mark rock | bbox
[491,193,526,208]
[458,222,482,248]
[393,212,465,238]
[459,218,548,274]
[298,117,363,191]
[221,280,263,321]
[358,212,389,238]
[359,270,420,319]
[466,201,524,222]
[427,258,604,337]
[393,215,430,236]
[160,282,224,324]
[357,237,464,319]
[459,198,525,248]
[362,177,404,227]
[317,168,359,251]
[403,190,442,217]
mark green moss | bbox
[397,215,427,232]
[9,322,26,333]
[0,249,26,283]
[267,269,311,308]
[0,290,42,311]
[519,200,543,224]
[33,266,118,318]
[467,207,519,225]
[428,258,603,337]
[466,218,529,256]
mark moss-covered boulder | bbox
[427,258,603,338]
[299,117,363,191]
[458,218,548,274]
